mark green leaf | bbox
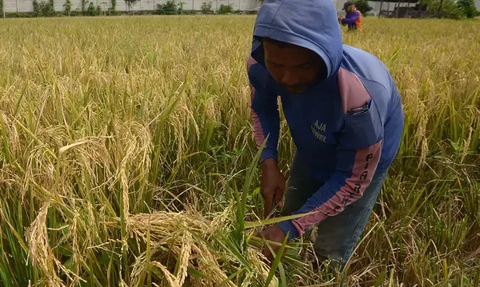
[265,231,289,287]
[237,136,267,235]
[187,267,211,280]
[217,267,247,287]
[278,261,287,287]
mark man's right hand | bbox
[260,158,286,218]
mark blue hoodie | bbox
[247,0,404,239]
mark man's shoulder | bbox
[341,45,392,92]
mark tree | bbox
[156,0,178,14]
[64,0,72,15]
[218,3,233,14]
[421,0,464,18]
[111,0,116,13]
[124,0,139,11]
[88,1,96,15]
[457,0,477,18]
[201,1,212,14]
[353,0,373,16]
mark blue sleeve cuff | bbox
[260,148,278,163]
[277,220,299,241]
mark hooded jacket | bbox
[247,0,404,239]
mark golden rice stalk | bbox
[26,203,66,287]
[151,261,180,287]
[190,242,237,287]
[129,211,218,242]
[460,127,473,164]
[176,232,192,286]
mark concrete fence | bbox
[2,0,261,13]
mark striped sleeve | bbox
[278,68,384,239]
[247,56,280,163]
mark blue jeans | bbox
[280,153,389,270]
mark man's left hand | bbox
[260,225,287,263]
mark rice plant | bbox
[0,16,479,286]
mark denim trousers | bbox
[280,152,389,270]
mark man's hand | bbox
[260,225,287,263]
[260,158,286,218]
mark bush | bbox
[33,0,40,15]
[353,0,372,16]
[177,0,184,14]
[156,0,177,14]
[5,12,37,17]
[423,0,464,19]
[218,4,233,14]
[201,1,212,14]
[107,8,120,15]
[182,10,197,15]
[88,2,96,15]
[438,0,464,19]
[96,5,102,15]
[64,0,72,16]
[42,1,55,16]
[457,0,477,18]
[33,0,54,17]
[0,0,3,17]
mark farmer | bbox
[338,1,363,32]
[247,0,404,270]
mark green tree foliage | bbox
[88,2,95,15]
[457,0,478,18]
[124,0,139,11]
[156,0,178,14]
[33,0,55,17]
[353,0,373,16]
[64,0,72,16]
[201,1,213,14]
[422,0,476,19]
[218,4,233,14]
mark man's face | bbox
[264,40,326,94]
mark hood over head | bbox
[251,0,343,81]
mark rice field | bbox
[0,16,479,286]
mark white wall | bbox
[3,0,478,15]
[336,0,412,15]
[2,0,261,12]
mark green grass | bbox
[0,16,479,286]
